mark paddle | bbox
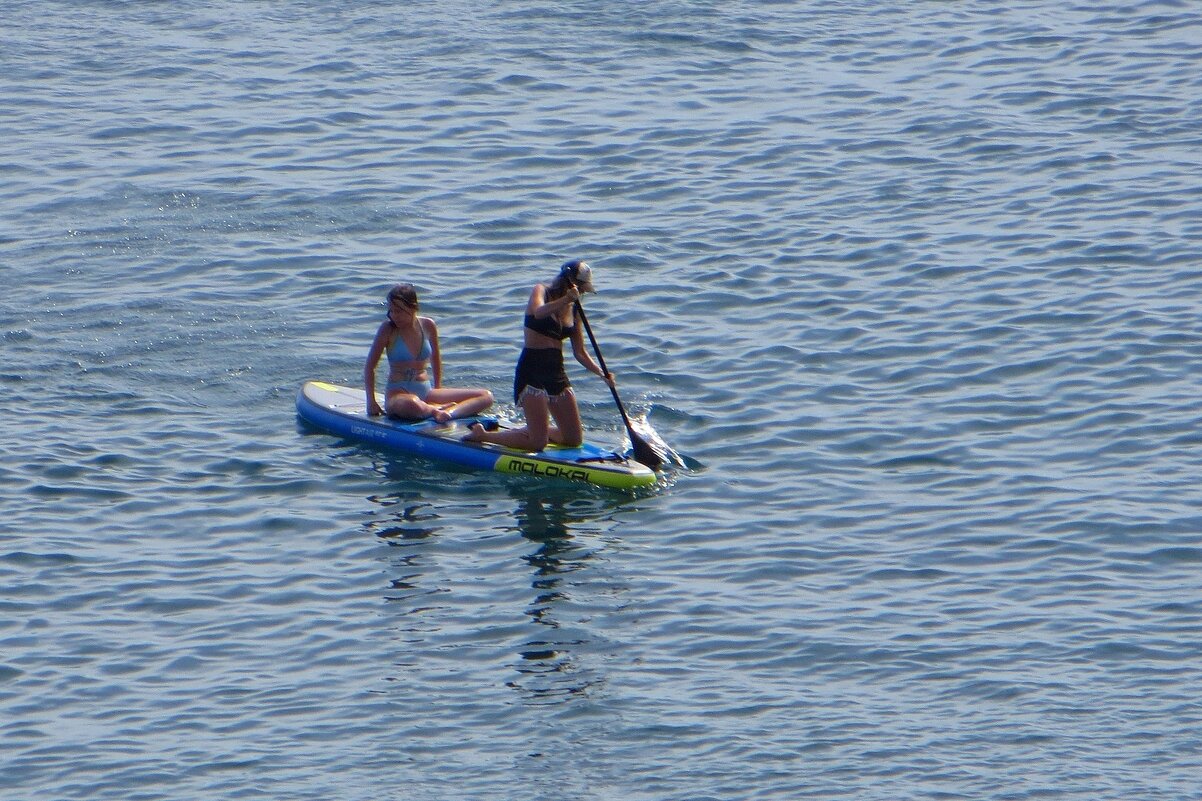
[573,300,665,471]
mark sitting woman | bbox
[364,283,494,422]
[464,260,613,450]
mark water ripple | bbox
[4,2,1202,800]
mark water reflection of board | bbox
[296,381,657,490]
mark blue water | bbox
[4,2,1202,799]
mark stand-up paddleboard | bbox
[296,381,657,490]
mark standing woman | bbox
[365,283,494,422]
[465,260,613,450]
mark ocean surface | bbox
[4,2,1202,799]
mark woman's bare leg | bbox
[546,388,583,447]
[385,393,431,420]
[426,387,494,419]
[463,392,550,451]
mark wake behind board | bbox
[296,381,657,490]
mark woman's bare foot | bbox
[462,422,486,442]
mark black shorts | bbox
[513,347,570,404]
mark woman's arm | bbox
[569,322,610,382]
[424,317,442,388]
[364,321,390,415]
[527,283,579,319]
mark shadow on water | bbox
[360,460,643,705]
[366,494,444,605]
[507,485,611,704]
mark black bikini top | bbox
[524,312,575,340]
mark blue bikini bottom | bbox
[386,378,433,400]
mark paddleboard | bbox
[296,381,657,490]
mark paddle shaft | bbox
[573,301,635,429]
[572,299,667,473]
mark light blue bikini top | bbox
[387,323,432,365]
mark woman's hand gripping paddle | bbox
[574,300,666,471]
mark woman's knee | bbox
[387,396,423,418]
[558,419,584,447]
[551,410,583,447]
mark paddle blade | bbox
[623,414,680,471]
[628,428,666,471]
